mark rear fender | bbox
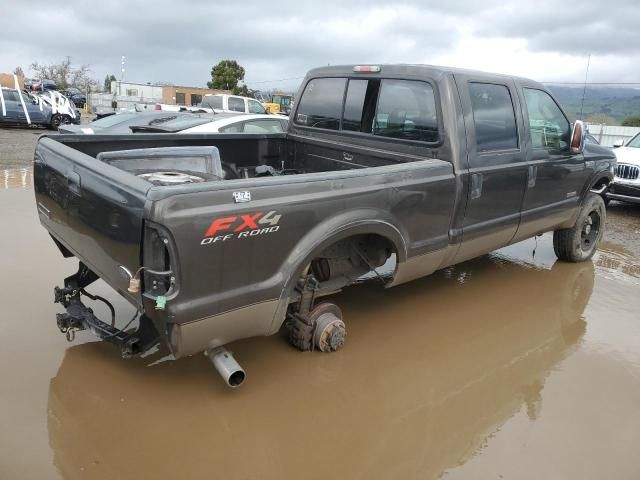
[268,209,407,334]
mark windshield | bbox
[626,133,640,148]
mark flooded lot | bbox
[1,166,639,479]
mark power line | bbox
[247,76,305,85]
[542,81,640,85]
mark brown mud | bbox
[0,169,639,480]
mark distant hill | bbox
[546,85,640,124]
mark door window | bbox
[523,88,570,151]
[228,97,245,112]
[248,100,266,114]
[294,77,346,130]
[373,80,438,142]
[175,92,186,105]
[190,94,202,106]
[469,83,518,152]
[2,90,21,102]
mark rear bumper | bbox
[54,264,161,357]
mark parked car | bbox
[607,132,640,204]
[0,87,55,128]
[130,113,289,134]
[63,87,86,108]
[35,90,82,126]
[30,79,58,92]
[34,64,614,388]
[57,111,195,134]
[199,94,269,114]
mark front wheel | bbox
[553,192,606,262]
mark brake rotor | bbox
[310,302,346,352]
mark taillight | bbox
[154,104,161,110]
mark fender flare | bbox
[267,209,408,334]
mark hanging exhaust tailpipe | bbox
[206,347,246,388]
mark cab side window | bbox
[469,83,518,152]
[228,97,245,112]
[248,100,266,114]
[523,88,570,151]
[373,80,438,142]
[294,78,346,130]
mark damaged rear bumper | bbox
[54,263,161,357]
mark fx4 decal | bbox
[201,210,282,245]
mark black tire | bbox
[49,114,61,130]
[553,192,606,262]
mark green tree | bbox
[103,74,117,93]
[207,60,246,92]
[621,116,640,127]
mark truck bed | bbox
[34,132,457,357]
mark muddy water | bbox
[1,169,640,480]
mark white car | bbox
[198,94,268,115]
[607,133,640,204]
[130,113,288,134]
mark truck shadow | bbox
[47,253,594,480]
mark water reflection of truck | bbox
[46,256,593,479]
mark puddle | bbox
[1,183,639,480]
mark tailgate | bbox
[34,136,150,302]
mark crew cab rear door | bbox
[453,74,528,262]
[34,137,150,301]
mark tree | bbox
[233,84,255,98]
[103,74,117,93]
[585,113,617,125]
[30,56,98,92]
[621,116,640,127]
[207,60,246,92]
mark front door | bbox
[514,86,587,241]
[454,76,529,263]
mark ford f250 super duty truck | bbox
[34,65,615,387]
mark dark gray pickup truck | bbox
[34,64,615,387]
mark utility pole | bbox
[119,55,126,96]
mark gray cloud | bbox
[1,0,639,91]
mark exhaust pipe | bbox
[206,347,246,388]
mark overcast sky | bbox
[2,0,639,92]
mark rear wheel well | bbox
[308,233,396,294]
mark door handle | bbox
[66,171,81,196]
[471,173,483,200]
[527,165,538,188]
[343,152,354,162]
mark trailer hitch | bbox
[53,262,161,358]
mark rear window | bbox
[201,95,223,109]
[469,83,518,152]
[294,78,346,130]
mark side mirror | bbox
[570,120,586,154]
[613,140,624,148]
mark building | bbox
[110,80,228,106]
[161,85,227,106]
